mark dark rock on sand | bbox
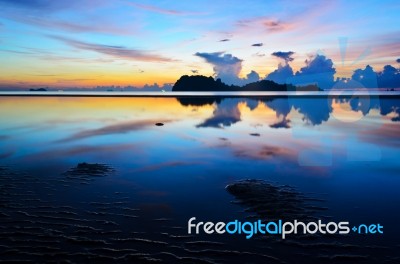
[64,162,114,178]
[226,179,326,221]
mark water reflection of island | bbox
[177,96,400,128]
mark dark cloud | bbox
[348,63,399,89]
[266,51,295,84]
[194,52,259,85]
[378,65,400,88]
[191,69,198,74]
[58,119,174,142]
[351,65,378,88]
[271,51,295,63]
[246,70,260,83]
[266,64,294,84]
[270,118,291,129]
[219,39,230,42]
[290,54,336,89]
[252,43,263,47]
[397,58,400,63]
[195,52,242,66]
[49,35,174,62]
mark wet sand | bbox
[1,165,398,263]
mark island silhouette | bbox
[172,75,321,92]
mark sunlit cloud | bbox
[263,19,293,32]
[236,18,294,33]
[194,52,260,85]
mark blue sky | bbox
[0,0,399,87]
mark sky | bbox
[0,0,399,88]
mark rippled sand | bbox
[0,165,398,263]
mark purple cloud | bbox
[9,15,131,35]
[127,2,201,16]
[49,35,174,62]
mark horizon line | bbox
[1,91,400,97]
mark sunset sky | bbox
[0,0,399,88]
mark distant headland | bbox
[172,75,321,92]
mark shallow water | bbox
[0,95,399,263]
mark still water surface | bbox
[0,95,399,263]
